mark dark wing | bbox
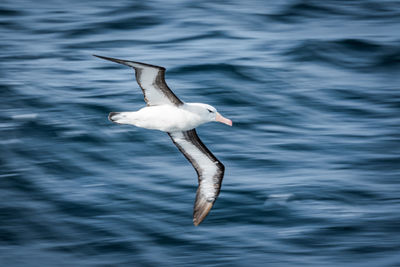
[168,129,225,226]
[94,55,183,106]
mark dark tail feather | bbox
[108,112,120,122]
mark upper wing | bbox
[168,129,225,226]
[94,55,183,106]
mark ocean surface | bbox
[1,0,400,266]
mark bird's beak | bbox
[215,112,232,126]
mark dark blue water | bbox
[1,0,400,266]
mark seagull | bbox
[94,55,232,226]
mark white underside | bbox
[111,104,208,132]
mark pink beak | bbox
[215,112,232,126]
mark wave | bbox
[285,38,400,71]
[264,0,400,22]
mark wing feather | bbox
[94,55,183,106]
[168,129,224,226]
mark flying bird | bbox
[94,55,232,226]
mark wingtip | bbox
[193,199,214,226]
[93,54,128,65]
[93,54,166,70]
[93,54,106,59]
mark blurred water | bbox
[1,0,400,266]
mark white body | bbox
[111,103,218,132]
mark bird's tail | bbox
[108,112,132,125]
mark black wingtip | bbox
[93,54,108,60]
[93,54,130,66]
[93,54,166,70]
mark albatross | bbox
[94,55,232,226]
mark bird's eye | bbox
[207,109,213,113]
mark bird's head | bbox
[186,103,232,126]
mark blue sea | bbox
[1,0,400,266]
